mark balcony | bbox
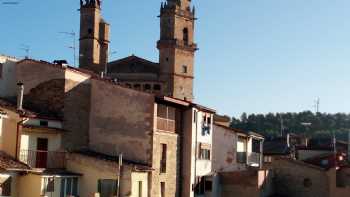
[19,150,66,169]
[237,152,247,163]
[247,152,261,167]
[157,117,175,132]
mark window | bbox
[154,84,161,91]
[182,65,188,74]
[42,177,54,195]
[160,144,167,173]
[98,179,117,197]
[88,28,93,35]
[264,156,272,163]
[252,139,261,153]
[60,177,78,197]
[40,120,48,127]
[138,181,143,197]
[183,28,189,45]
[144,84,151,91]
[199,148,210,160]
[160,182,165,197]
[134,84,141,90]
[0,63,3,79]
[0,176,11,196]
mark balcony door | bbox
[36,138,48,168]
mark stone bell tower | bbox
[79,0,110,73]
[158,0,197,101]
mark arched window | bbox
[183,28,189,45]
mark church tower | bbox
[158,0,197,101]
[79,0,110,73]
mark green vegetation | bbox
[230,111,350,140]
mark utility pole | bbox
[278,113,284,137]
[313,98,320,113]
[59,31,76,66]
[116,153,123,197]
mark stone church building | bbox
[79,0,197,101]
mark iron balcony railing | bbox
[19,149,66,169]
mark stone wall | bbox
[89,79,154,164]
[271,158,330,197]
[150,131,180,197]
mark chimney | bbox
[17,82,24,111]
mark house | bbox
[211,120,269,197]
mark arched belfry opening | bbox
[183,28,189,45]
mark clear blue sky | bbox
[1,0,350,117]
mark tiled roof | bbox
[0,151,30,171]
[108,55,160,74]
[0,98,61,120]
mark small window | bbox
[154,84,161,91]
[144,84,151,91]
[0,176,11,196]
[42,177,54,195]
[199,148,210,160]
[160,144,167,173]
[0,63,3,79]
[134,84,141,90]
[183,28,189,45]
[98,179,118,197]
[40,120,48,127]
[182,65,188,74]
[88,28,93,35]
[193,111,197,123]
[166,57,169,62]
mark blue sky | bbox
[1,0,350,117]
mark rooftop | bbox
[0,151,30,171]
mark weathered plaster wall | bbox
[18,173,42,197]
[0,108,21,157]
[212,124,242,172]
[89,79,154,164]
[66,153,148,197]
[0,55,18,98]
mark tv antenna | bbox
[20,44,30,58]
[59,31,76,66]
[313,98,320,113]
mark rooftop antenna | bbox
[313,98,320,114]
[59,31,76,67]
[20,44,30,58]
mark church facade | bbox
[79,0,197,101]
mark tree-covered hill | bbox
[230,111,350,140]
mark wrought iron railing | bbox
[19,149,66,169]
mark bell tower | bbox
[158,0,197,101]
[79,0,110,73]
